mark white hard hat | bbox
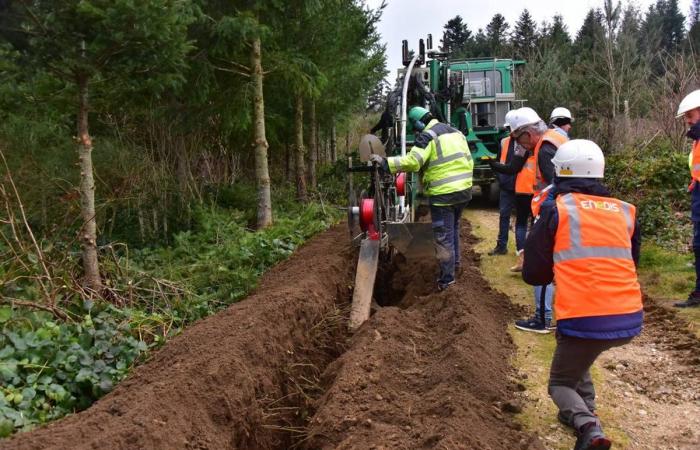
[552,139,605,178]
[550,107,573,122]
[509,107,541,134]
[503,110,516,128]
[677,89,700,117]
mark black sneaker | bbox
[488,246,508,256]
[574,423,611,450]
[674,291,700,308]
[514,316,551,334]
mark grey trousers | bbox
[548,332,633,432]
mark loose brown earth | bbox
[1,224,543,450]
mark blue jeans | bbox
[430,202,467,286]
[497,189,515,249]
[694,221,700,292]
[534,283,554,322]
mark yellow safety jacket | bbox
[387,119,473,204]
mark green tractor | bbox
[380,35,525,203]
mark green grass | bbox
[637,243,700,336]
[464,208,631,449]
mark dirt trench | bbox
[1,224,541,450]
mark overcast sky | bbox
[366,0,693,78]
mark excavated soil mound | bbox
[304,228,542,450]
[1,227,356,450]
[2,223,541,450]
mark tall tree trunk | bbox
[331,118,337,163]
[308,100,317,190]
[285,141,292,182]
[251,36,273,228]
[294,94,308,202]
[76,74,101,292]
[317,123,322,165]
[345,131,350,155]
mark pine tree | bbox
[511,9,538,59]
[575,8,605,54]
[689,0,700,51]
[14,0,195,292]
[367,78,387,112]
[471,29,489,57]
[662,0,686,51]
[485,14,509,56]
[641,0,685,54]
[620,4,642,37]
[546,15,571,50]
[440,15,473,57]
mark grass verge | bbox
[637,244,700,336]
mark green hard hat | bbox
[408,106,430,123]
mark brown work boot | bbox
[509,250,524,272]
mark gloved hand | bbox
[369,154,385,165]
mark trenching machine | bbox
[347,35,525,330]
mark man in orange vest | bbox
[675,89,700,308]
[489,107,567,272]
[489,107,567,333]
[523,140,643,450]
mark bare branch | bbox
[0,296,69,321]
[212,65,250,78]
[0,148,55,305]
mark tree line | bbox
[438,0,699,149]
[0,0,386,293]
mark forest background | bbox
[0,0,698,438]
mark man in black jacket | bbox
[489,111,517,255]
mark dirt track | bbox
[1,224,541,450]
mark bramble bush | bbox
[606,138,691,250]
[0,306,147,436]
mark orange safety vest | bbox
[514,150,535,195]
[514,130,567,195]
[533,130,568,194]
[531,183,554,217]
[499,137,510,164]
[690,140,700,190]
[553,193,642,321]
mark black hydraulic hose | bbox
[414,73,446,123]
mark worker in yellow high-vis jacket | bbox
[370,106,473,291]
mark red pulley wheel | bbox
[359,198,379,240]
[396,172,406,196]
